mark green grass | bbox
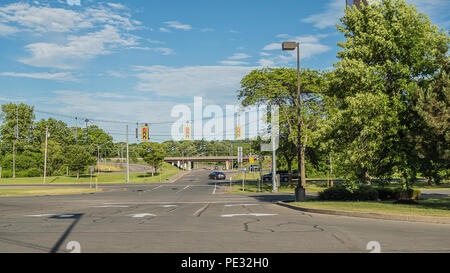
[384,180,450,191]
[0,187,101,197]
[227,181,328,194]
[0,163,182,185]
[291,197,450,217]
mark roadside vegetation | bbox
[0,187,100,197]
[291,198,450,218]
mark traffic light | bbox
[141,124,149,142]
[147,146,151,153]
[171,143,175,151]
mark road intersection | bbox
[0,169,449,253]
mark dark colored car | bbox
[209,172,226,180]
[262,170,298,182]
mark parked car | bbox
[262,170,298,182]
[209,172,226,180]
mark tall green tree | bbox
[238,68,327,187]
[326,0,449,189]
[65,145,96,179]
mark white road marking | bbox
[212,183,217,194]
[160,205,177,208]
[94,205,130,208]
[130,213,156,218]
[220,213,277,217]
[224,204,259,207]
[57,214,75,218]
[151,185,163,191]
[25,214,75,218]
[25,214,56,217]
[175,185,190,194]
[103,201,261,205]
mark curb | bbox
[276,201,450,225]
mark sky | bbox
[0,0,448,142]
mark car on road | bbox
[209,171,226,180]
[262,170,298,182]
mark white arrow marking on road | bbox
[130,213,156,218]
[220,213,277,217]
[25,214,56,217]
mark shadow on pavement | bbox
[49,213,83,253]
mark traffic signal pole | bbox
[126,125,130,184]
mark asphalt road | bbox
[0,169,449,253]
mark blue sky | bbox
[0,0,448,142]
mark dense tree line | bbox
[238,0,449,190]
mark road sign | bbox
[249,157,255,164]
[141,125,149,142]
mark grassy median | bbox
[0,170,182,185]
[291,197,450,218]
[0,187,101,197]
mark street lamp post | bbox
[282,41,306,202]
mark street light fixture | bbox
[282,41,306,202]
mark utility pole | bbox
[43,127,48,184]
[97,146,100,175]
[13,105,18,179]
[12,140,15,179]
[126,125,130,184]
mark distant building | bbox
[346,0,369,9]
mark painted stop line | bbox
[220,213,277,217]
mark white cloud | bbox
[0,23,19,36]
[259,34,331,66]
[159,27,170,33]
[262,43,281,51]
[218,60,249,66]
[133,65,257,101]
[67,0,81,6]
[0,2,139,33]
[47,90,178,141]
[147,38,165,44]
[228,53,251,60]
[0,71,77,81]
[106,3,127,10]
[128,46,174,55]
[164,21,191,31]
[20,25,138,69]
[301,0,346,29]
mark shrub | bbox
[319,184,353,201]
[17,168,42,177]
[376,188,398,200]
[355,185,379,201]
[319,184,378,201]
[395,188,421,200]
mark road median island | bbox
[277,199,450,224]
